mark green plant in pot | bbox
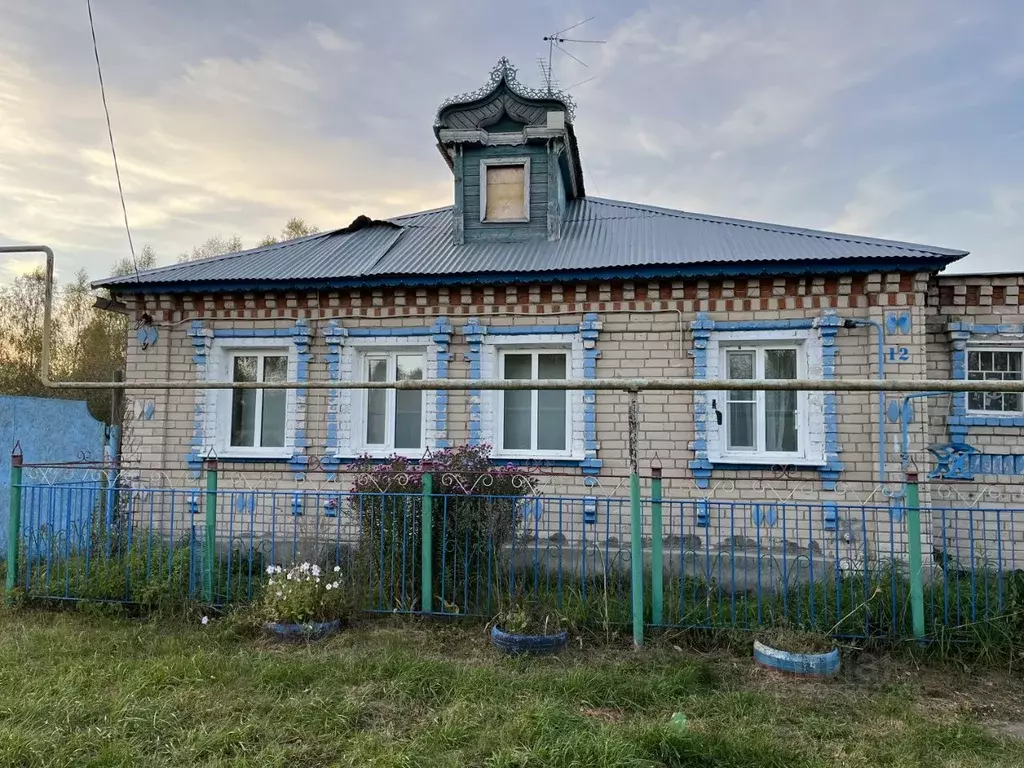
[259,562,352,639]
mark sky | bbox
[0,0,1021,283]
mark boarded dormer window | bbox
[481,157,530,222]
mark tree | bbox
[256,217,320,247]
[177,235,244,263]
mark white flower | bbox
[333,565,341,573]
[286,573,293,580]
[331,581,340,590]
[276,591,283,598]
[300,562,310,573]
[311,565,321,577]
[201,616,209,625]
[266,566,275,575]
[274,565,283,574]
[325,583,333,591]
[268,578,274,586]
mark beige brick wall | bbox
[111,271,1016,563]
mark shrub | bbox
[348,445,536,612]
[258,562,351,624]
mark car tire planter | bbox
[753,640,840,677]
[490,625,568,655]
[264,619,341,640]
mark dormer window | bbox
[481,158,530,222]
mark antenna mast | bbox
[540,17,605,95]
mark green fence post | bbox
[650,465,663,627]
[203,459,218,603]
[905,471,925,640]
[627,389,644,648]
[421,472,433,614]
[6,448,24,594]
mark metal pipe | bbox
[0,245,56,388]
[20,377,1024,393]
[844,318,886,487]
[899,391,947,467]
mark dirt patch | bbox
[580,707,626,724]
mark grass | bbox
[0,611,1021,766]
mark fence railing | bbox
[5,459,1024,645]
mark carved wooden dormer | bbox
[434,58,585,245]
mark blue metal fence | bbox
[6,465,1024,642]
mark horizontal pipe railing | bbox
[16,377,1024,393]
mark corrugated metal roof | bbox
[94,197,968,290]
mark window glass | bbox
[967,350,1023,412]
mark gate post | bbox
[421,471,433,614]
[905,471,925,640]
[203,459,218,603]
[6,447,24,593]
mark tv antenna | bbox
[538,17,605,94]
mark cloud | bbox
[0,0,1020,282]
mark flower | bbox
[268,578,274,586]
[274,565,283,574]
[276,591,283,598]
[333,565,341,573]
[325,583,333,591]
[311,564,321,577]
[201,616,209,625]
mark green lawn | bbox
[0,612,1021,767]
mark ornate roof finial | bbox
[434,57,577,127]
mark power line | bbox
[86,0,141,282]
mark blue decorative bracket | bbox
[927,441,978,481]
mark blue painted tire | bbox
[490,625,568,655]
[265,619,341,639]
[753,640,840,677]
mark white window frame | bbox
[335,336,439,460]
[479,157,531,223]
[206,338,298,460]
[705,329,826,467]
[479,332,585,461]
[496,348,572,457]
[358,350,427,454]
[965,344,1024,416]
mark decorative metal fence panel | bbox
[7,462,1024,643]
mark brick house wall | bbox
[116,270,941,559]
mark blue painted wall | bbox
[0,395,107,536]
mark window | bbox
[498,350,568,454]
[722,346,801,456]
[967,348,1023,413]
[480,158,529,222]
[227,351,288,450]
[361,351,425,451]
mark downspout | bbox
[843,318,886,487]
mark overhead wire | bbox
[86,0,141,283]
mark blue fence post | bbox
[906,471,926,640]
[650,465,663,626]
[6,446,24,594]
[203,459,218,603]
[421,472,433,614]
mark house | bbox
[94,59,1022,566]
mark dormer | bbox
[434,58,585,245]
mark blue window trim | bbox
[689,312,844,490]
[463,313,602,476]
[321,317,453,478]
[185,319,312,479]
[945,323,1024,474]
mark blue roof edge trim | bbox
[99,256,958,295]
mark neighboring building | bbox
[94,59,1021,562]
